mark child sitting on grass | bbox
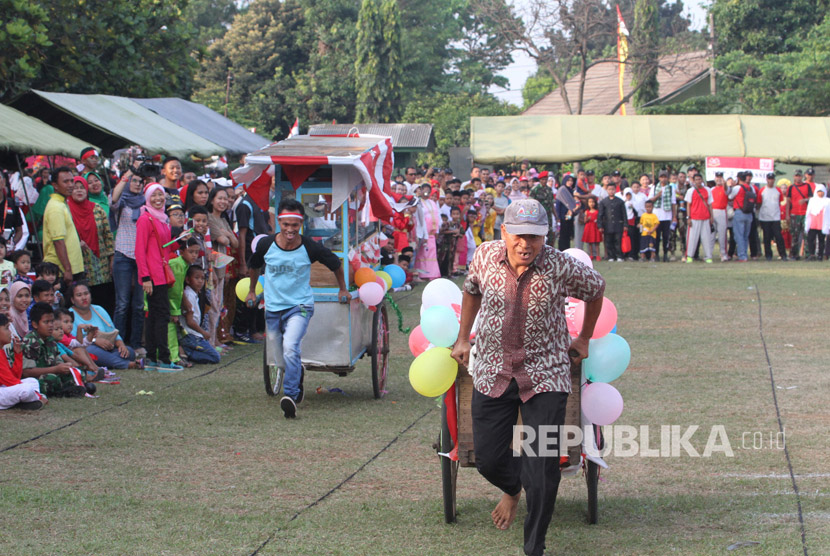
[10,249,32,285]
[0,314,44,410]
[22,302,90,398]
[53,308,104,383]
[179,266,220,364]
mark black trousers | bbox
[807,229,826,259]
[604,231,622,260]
[760,220,787,260]
[557,218,574,252]
[627,223,640,259]
[472,380,569,556]
[145,284,170,363]
[656,220,672,258]
[749,215,760,258]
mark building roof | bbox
[523,51,710,116]
[308,123,435,151]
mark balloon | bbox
[358,282,384,307]
[354,267,377,287]
[408,325,431,357]
[610,324,617,334]
[376,270,393,290]
[384,265,406,288]
[422,278,462,309]
[565,297,582,336]
[581,382,623,425]
[374,276,388,293]
[583,333,631,383]
[563,248,593,268]
[572,297,617,339]
[420,305,460,348]
[409,347,458,397]
[235,277,263,301]
[450,303,462,322]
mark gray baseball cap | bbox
[503,199,549,236]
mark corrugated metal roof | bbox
[308,123,435,151]
[247,134,385,159]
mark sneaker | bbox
[705,259,713,264]
[615,258,624,262]
[155,361,184,373]
[13,400,43,410]
[662,254,669,262]
[280,396,297,418]
[686,256,693,263]
[143,360,157,371]
[233,333,260,344]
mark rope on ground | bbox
[249,406,435,556]
[0,352,254,455]
[753,282,809,556]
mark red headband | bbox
[277,212,304,220]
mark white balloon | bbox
[563,247,593,268]
[421,278,463,309]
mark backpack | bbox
[740,185,757,214]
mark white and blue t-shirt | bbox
[248,234,341,312]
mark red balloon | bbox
[572,297,617,339]
[451,303,462,322]
[565,297,582,336]
[408,325,430,357]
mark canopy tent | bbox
[0,103,96,158]
[232,135,395,219]
[10,90,224,159]
[131,97,269,156]
[470,115,830,165]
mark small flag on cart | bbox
[288,118,299,138]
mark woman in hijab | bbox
[804,183,830,260]
[8,281,31,339]
[69,176,115,314]
[135,183,181,371]
[556,174,577,251]
[83,171,110,217]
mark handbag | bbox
[621,229,631,253]
[148,216,176,286]
[89,306,120,344]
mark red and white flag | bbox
[288,118,299,138]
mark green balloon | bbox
[584,333,630,383]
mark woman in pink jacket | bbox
[135,183,181,371]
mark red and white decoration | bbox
[705,156,774,185]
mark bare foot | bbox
[491,491,520,530]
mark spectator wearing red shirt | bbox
[684,174,714,263]
[786,169,813,260]
[729,172,760,262]
[710,171,730,261]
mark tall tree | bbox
[354,0,403,122]
[630,0,659,108]
[0,0,51,101]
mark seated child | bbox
[0,314,44,410]
[21,303,90,398]
[53,308,104,383]
[179,266,220,364]
[10,249,32,286]
[0,237,14,288]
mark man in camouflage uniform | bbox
[530,177,557,246]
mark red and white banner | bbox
[288,118,299,138]
[706,156,774,184]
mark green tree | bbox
[521,71,555,110]
[630,0,660,108]
[184,0,240,48]
[354,0,403,123]
[402,93,519,165]
[0,0,51,101]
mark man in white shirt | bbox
[758,172,788,261]
[403,167,419,195]
[648,170,677,262]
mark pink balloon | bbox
[451,303,462,322]
[359,282,384,307]
[563,248,593,268]
[582,382,623,425]
[572,297,617,339]
[565,297,582,335]
[375,276,388,293]
[408,325,430,357]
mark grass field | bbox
[1,260,828,556]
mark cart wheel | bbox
[440,400,458,524]
[371,304,389,399]
[263,343,284,397]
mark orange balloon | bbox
[354,267,377,287]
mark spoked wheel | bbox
[263,343,284,397]
[371,304,389,399]
[440,396,458,524]
[586,424,602,524]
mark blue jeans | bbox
[180,334,220,364]
[112,252,145,348]
[88,344,136,369]
[732,210,753,261]
[266,305,313,400]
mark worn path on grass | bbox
[1,262,827,555]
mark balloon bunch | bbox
[408,279,463,397]
[562,248,631,427]
[354,264,408,311]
